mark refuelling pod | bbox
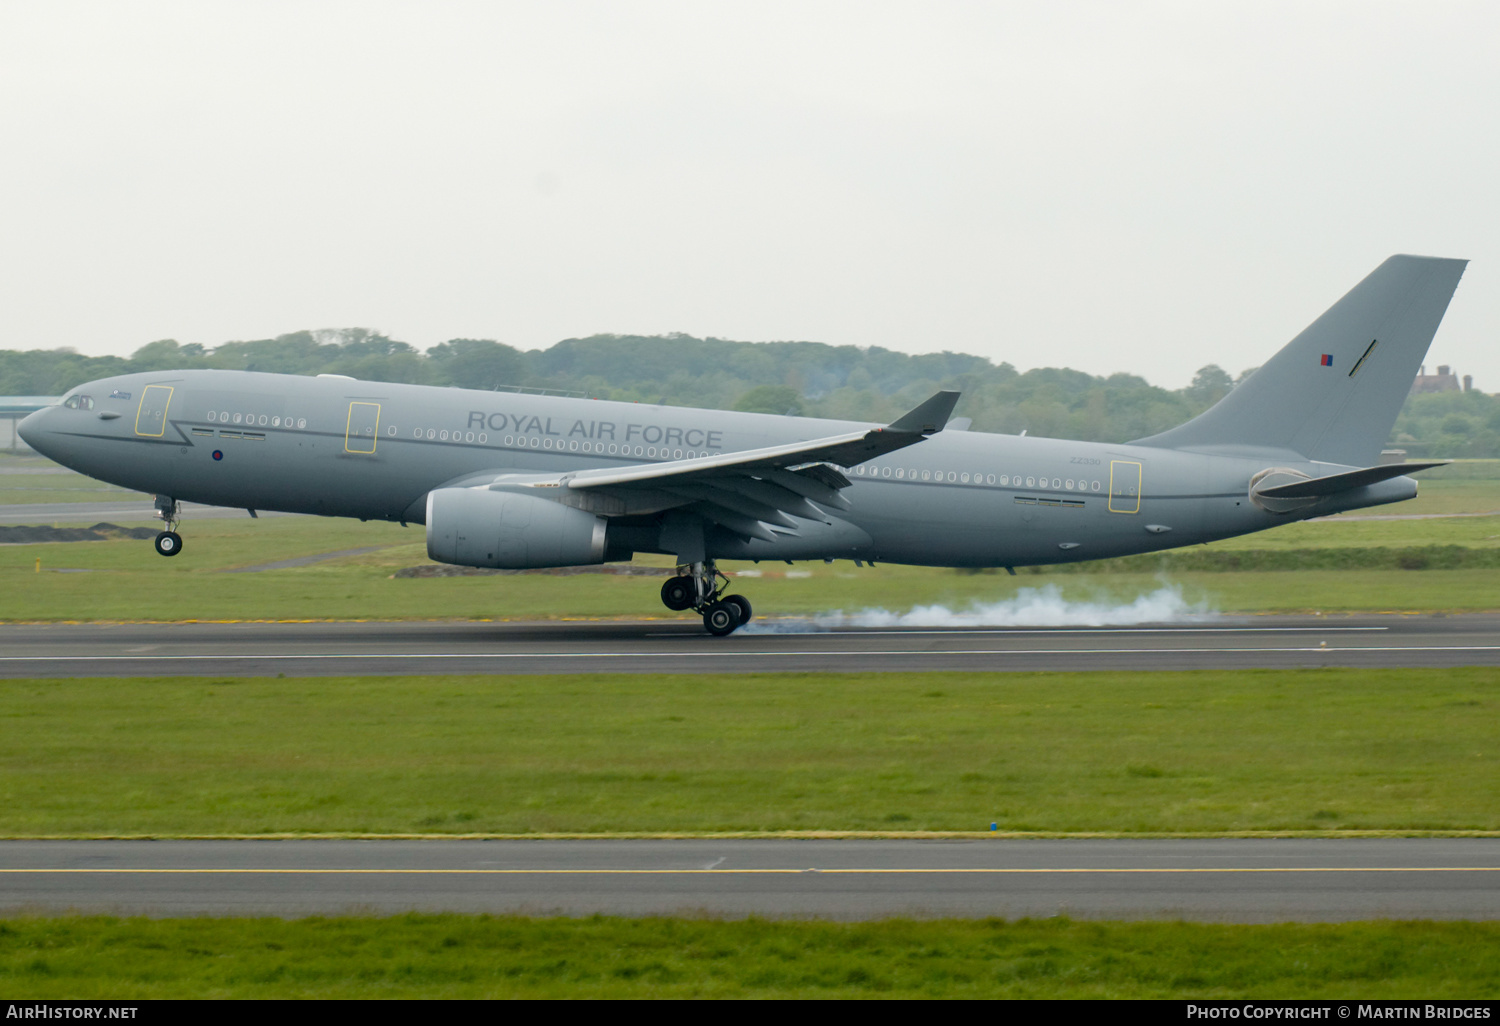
[426,487,607,569]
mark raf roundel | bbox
[212,450,223,461]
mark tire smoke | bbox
[742,582,1213,632]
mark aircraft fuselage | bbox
[20,368,1416,569]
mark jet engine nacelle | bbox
[425,487,607,569]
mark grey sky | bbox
[2,1,1495,389]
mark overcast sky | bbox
[2,1,1496,389]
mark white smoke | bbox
[742,582,1213,632]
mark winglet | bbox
[886,390,961,435]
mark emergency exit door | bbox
[1108,460,1141,513]
[134,385,174,437]
[345,402,381,454]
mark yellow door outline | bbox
[134,385,174,437]
[345,402,381,454]
[1108,460,1142,514]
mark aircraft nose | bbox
[16,406,58,458]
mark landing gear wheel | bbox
[660,576,696,611]
[703,600,741,636]
[724,594,752,626]
[154,531,183,557]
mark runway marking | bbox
[2,645,1499,664]
[729,627,1392,636]
[2,867,1498,875]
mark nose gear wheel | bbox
[152,496,183,557]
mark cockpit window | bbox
[62,395,95,410]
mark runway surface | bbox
[0,500,296,523]
[3,613,1500,677]
[3,839,1497,921]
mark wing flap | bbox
[688,501,781,542]
[659,483,801,529]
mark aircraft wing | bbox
[484,390,959,542]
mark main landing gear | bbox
[660,560,753,636]
[153,495,183,557]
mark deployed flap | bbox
[1255,461,1447,499]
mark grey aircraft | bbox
[18,255,1467,634]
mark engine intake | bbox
[426,487,607,569]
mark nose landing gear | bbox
[153,495,183,557]
[660,560,752,635]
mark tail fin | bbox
[1132,255,1468,466]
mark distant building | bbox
[0,396,58,452]
[1410,365,1475,395]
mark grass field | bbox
[0,668,1495,836]
[5,458,1499,999]
[3,915,1497,998]
[10,517,1500,619]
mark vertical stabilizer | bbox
[1132,255,1468,466]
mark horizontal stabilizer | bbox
[1255,461,1448,499]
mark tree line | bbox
[0,329,1487,455]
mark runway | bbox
[0,500,296,523]
[2,613,1499,677]
[2,839,1497,921]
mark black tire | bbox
[154,531,182,557]
[660,576,696,611]
[703,600,740,636]
[724,594,752,625]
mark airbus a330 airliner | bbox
[19,255,1466,634]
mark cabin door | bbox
[134,385,174,437]
[344,402,381,454]
[1108,460,1141,513]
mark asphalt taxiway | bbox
[3,839,1497,921]
[2,613,1499,677]
[0,500,293,523]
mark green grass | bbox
[1408,459,1500,482]
[2,669,1497,836]
[1,915,1496,998]
[0,456,148,505]
[9,511,1500,619]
